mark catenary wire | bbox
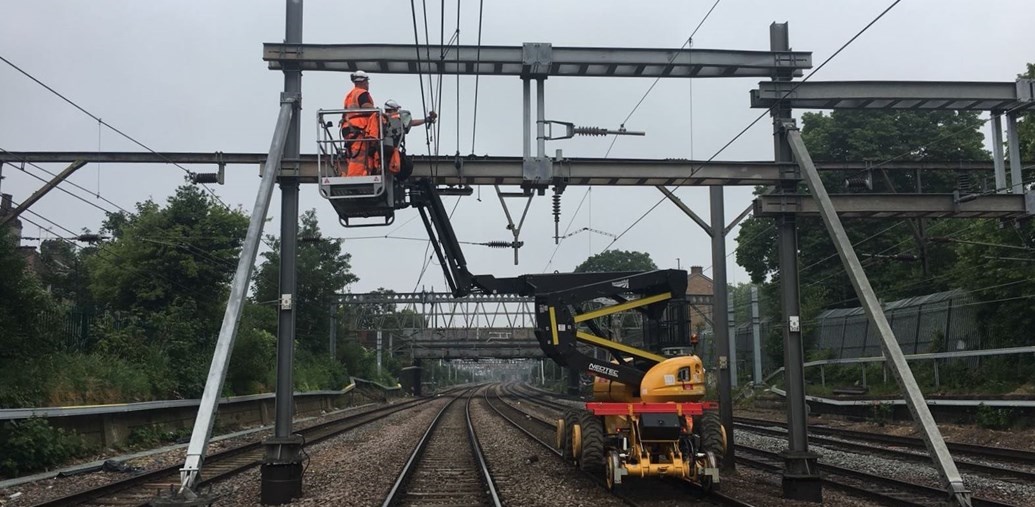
[601,0,903,253]
[409,0,433,149]
[470,0,485,154]
[603,0,722,159]
[0,54,231,210]
[0,148,131,214]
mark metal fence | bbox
[814,290,980,359]
[34,308,131,352]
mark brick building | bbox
[686,265,713,333]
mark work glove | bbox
[426,111,438,124]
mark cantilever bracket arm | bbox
[724,203,754,236]
[0,160,87,227]
[657,186,712,236]
[783,121,973,507]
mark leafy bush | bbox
[976,404,1015,430]
[226,327,276,395]
[126,424,191,449]
[870,402,893,425]
[295,349,351,391]
[44,352,154,406]
[0,417,90,477]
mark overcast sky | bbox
[2,1,1033,294]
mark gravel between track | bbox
[738,428,1035,506]
[210,395,447,506]
[470,397,632,507]
[0,401,384,506]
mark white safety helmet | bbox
[384,99,401,111]
[350,70,370,83]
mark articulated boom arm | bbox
[406,178,692,390]
[410,178,475,296]
[532,270,691,391]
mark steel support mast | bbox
[769,22,821,503]
[785,124,972,507]
[260,0,306,504]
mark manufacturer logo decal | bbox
[612,279,630,289]
[588,363,619,378]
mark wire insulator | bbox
[552,191,561,244]
[481,240,512,249]
[573,126,607,136]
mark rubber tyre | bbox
[696,411,725,464]
[576,411,605,474]
[695,411,725,491]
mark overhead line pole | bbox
[786,124,972,507]
[261,0,305,504]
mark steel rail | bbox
[30,398,432,507]
[736,444,1014,507]
[487,384,754,507]
[735,421,1035,483]
[381,387,501,507]
[734,416,1035,465]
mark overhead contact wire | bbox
[602,0,903,252]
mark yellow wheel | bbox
[571,422,583,464]
[555,418,566,450]
[561,411,578,462]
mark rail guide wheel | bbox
[560,410,578,463]
[605,450,626,492]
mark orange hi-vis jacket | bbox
[343,87,379,137]
[341,86,380,176]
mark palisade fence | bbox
[34,308,131,352]
[697,288,1006,385]
[814,290,981,358]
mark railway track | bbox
[735,443,1014,507]
[734,419,1035,483]
[31,397,435,507]
[381,388,501,507]
[735,416,1035,466]
[487,384,754,507]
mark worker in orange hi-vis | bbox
[339,70,381,176]
[382,99,436,178]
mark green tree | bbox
[736,110,987,292]
[1018,63,1035,162]
[253,209,359,353]
[0,229,60,405]
[734,110,990,368]
[574,249,658,272]
[85,185,249,397]
[88,186,248,316]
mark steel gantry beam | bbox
[1,152,1011,172]
[754,193,1034,219]
[0,151,1014,172]
[6,151,1027,187]
[263,43,812,78]
[751,80,1035,111]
